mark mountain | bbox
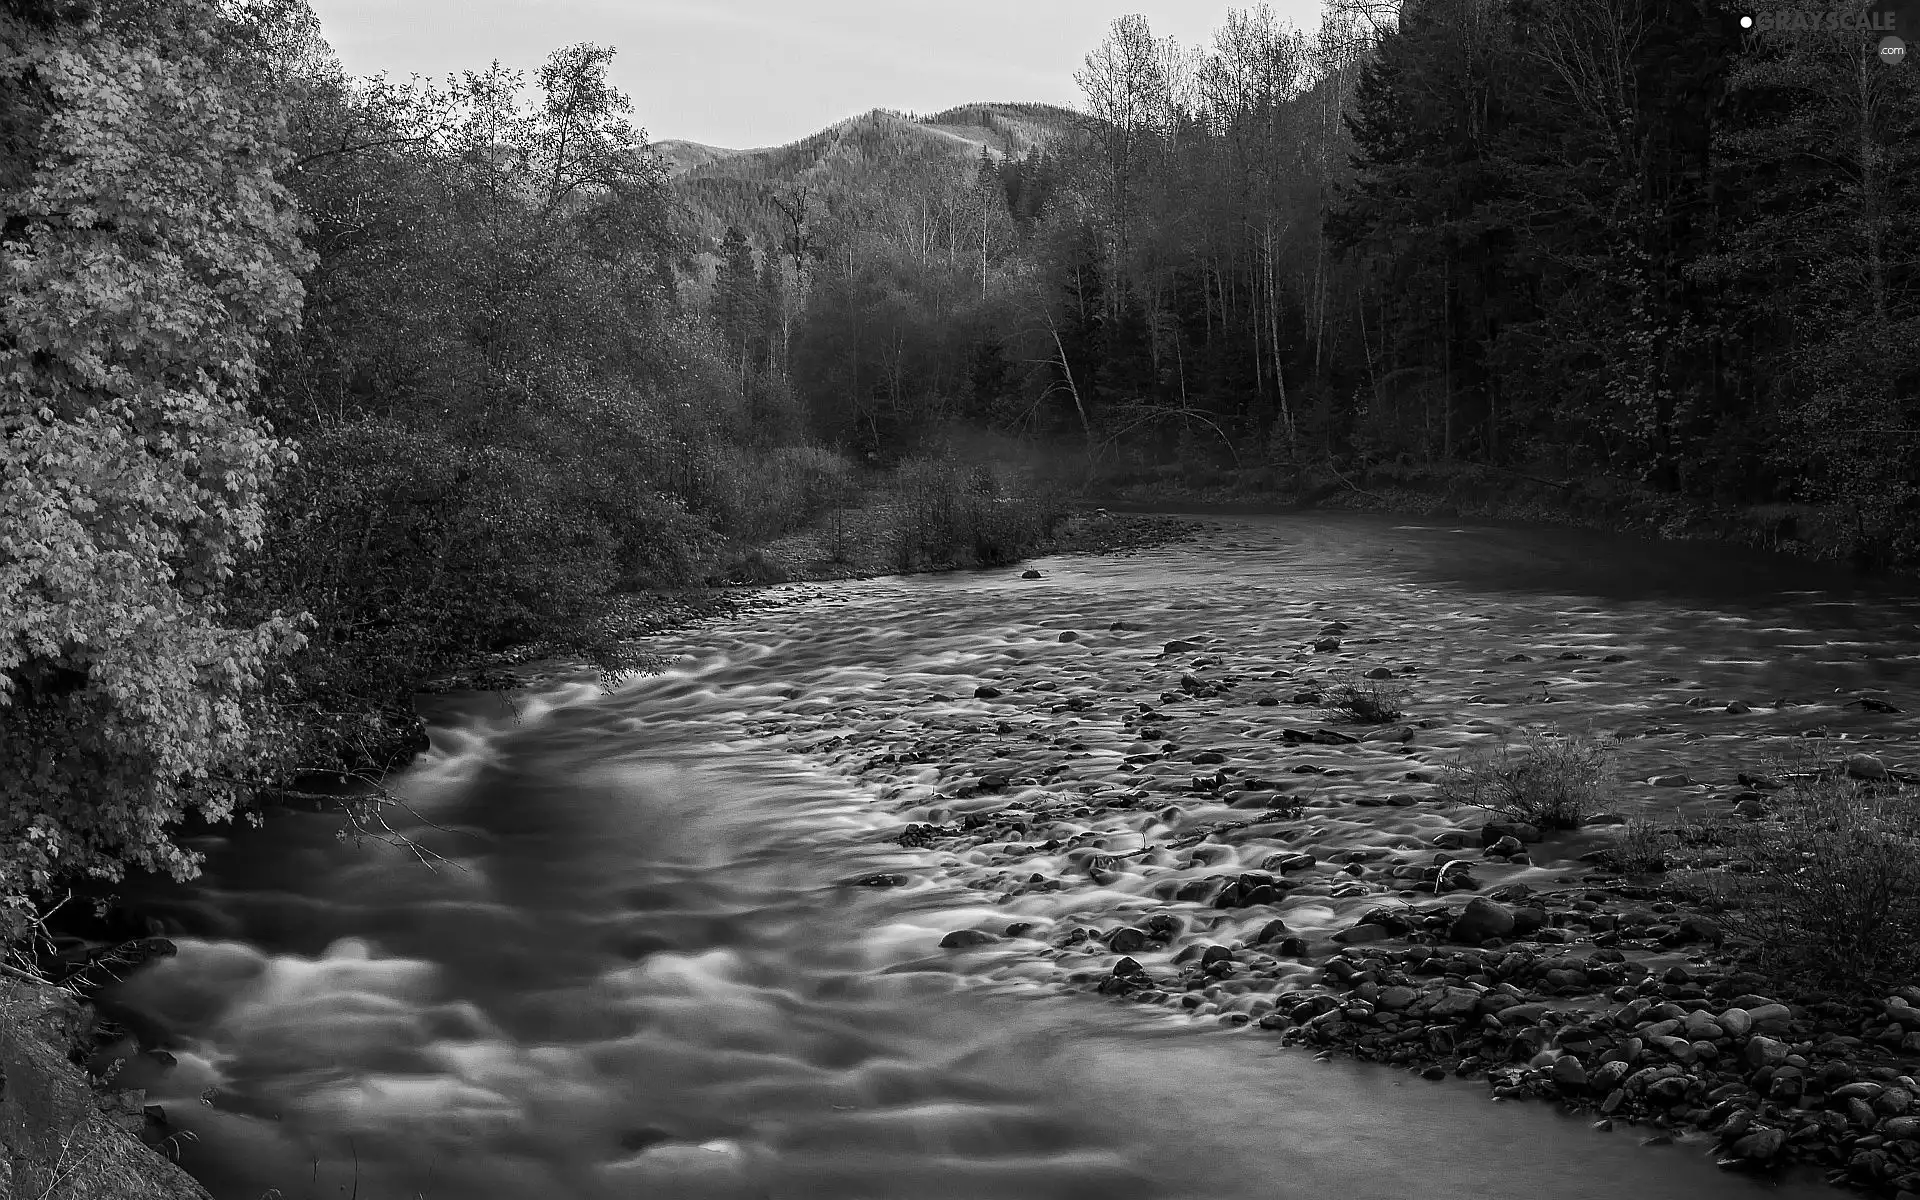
[665,103,1082,246]
[651,139,744,176]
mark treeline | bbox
[690,2,1918,562]
[0,0,860,937]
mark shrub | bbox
[883,456,1069,570]
[1437,726,1615,830]
[1322,675,1410,724]
[1604,816,1671,874]
[1687,767,1920,989]
[681,441,855,543]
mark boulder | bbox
[939,929,999,949]
[1378,986,1418,1012]
[1848,753,1890,781]
[1426,988,1484,1020]
[1728,1127,1787,1162]
[1480,821,1543,846]
[1106,927,1150,954]
[1744,1036,1789,1069]
[1333,923,1391,945]
[1450,897,1517,943]
[1551,1056,1590,1090]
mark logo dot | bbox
[1882,34,1907,64]
[1740,13,1753,26]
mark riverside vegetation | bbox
[1,0,1917,1195]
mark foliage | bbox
[0,0,312,937]
[1604,816,1671,874]
[1691,768,1920,989]
[1437,726,1615,830]
[656,2,1920,567]
[1321,674,1409,724]
[884,456,1070,571]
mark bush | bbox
[1604,816,1671,874]
[675,441,855,543]
[1687,767,1920,989]
[884,456,1069,570]
[1322,675,1410,724]
[1437,726,1615,830]
[886,456,973,570]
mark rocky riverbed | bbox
[694,518,1920,1194]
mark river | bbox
[104,513,1917,1200]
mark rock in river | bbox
[1847,753,1889,781]
[940,929,999,949]
[1450,897,1517,943]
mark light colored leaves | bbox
[0,0,312,936]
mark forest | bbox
[2,0,1917,937]
[693,1,1918,566]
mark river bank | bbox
[1090,460,1902,574]
[417,507,1212,693]
[0,972,208,1199]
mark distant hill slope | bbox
[651,139,744,176]
[666,103,1082,247]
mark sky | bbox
[309,0,1328,149]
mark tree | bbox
[0,0,313,934]
[713,223,761,368]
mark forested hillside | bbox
[678,1,1918,564]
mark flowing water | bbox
[106,513,1920,1200]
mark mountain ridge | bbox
[662,102,1081,246]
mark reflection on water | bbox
[110,513,1910,1200]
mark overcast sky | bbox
[309,0,1328,149]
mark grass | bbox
[1437,725,1615,830]
[1322,674,1410,724]
[1683,756,1920,989]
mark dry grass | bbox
[1437,725,1615,830]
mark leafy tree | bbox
[0,0,312,934]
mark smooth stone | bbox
[939,929,999,949]
[1729,1126,1787,1161]
[1450,897,1516,943]
[1745,1036,1789,1069]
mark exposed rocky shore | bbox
[712,578,1918,1195]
